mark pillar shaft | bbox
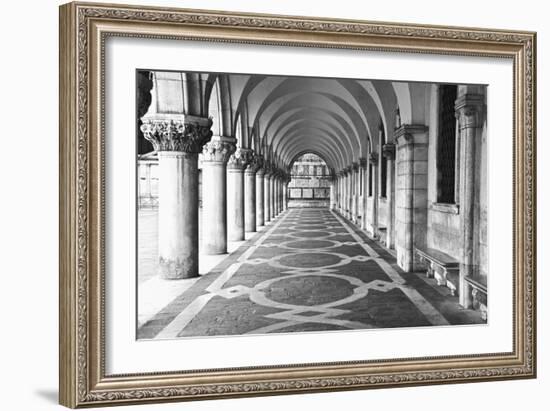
[360,159,368,230]
[279,179,283,212]
[370,155,379,238]
[227,167,245,241]
[157,152,199,278]
[256,171,265,226]
[394,125,429,272]
[456,94,484,307]
[201,137,236,254]
[283,181,288,211]
[245,170,257,232]
[264,174,271,222]
[227,148,253,242]
[383,145,396,249]
[269,175,277,220]
[351,163,359,224]
[350,169,355,221]
[339,175,344,213]
[333,179,337,211]
[141,115,213,279]
[274,177,279,216]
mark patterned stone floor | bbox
[137,208,484,340]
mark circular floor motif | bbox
[291,230,331,238]
[285,239,334,249]
[292,224,327,231]
[278,252,341,268]
[263,275,355,306]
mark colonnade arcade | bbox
[138,70,487,310]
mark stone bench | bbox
[415,247,459,295]
[465,272,488,320]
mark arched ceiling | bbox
[142,70,431,172]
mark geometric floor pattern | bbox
[138,208,484,340]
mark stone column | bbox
[339,172,344,214]
[274,174,280,216]
[283,177,288,211]
[256,167,265,227]
[201,136,236,255]
[344,167,351,220]
[141,116,212,279]
[227,148,253,241]
[264,170,271,223]
[275,173,281,215]
[348,167,354,220]
[359,158,368,230]
[336,174,341,212]
[369,152,379,238]
[351,162,359,223]
[342,170,347,217]
[329,175,335,210]
[270,173,276,219]
[382,144,396,249]
[394,125,429,272]
[279,176,284,213]
[280,177,285,212]
[245,153,262,233]
[456,93,484,307]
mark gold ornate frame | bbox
[59,1,537,408]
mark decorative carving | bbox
[368,152,378,165]
[201,139,236,163]
[394,124,429,145]
[228,148,254,169]
[359,157,367,168]
[68,4,536,405]
[246,153,264,174]
[394,106,401,130]
[382,143,396,159]
[472,288,488,321]
[256,167,266,177]
[263,161,273,177]
[352,162,359,171]
[141,118,213,153]
[455,94,485,130]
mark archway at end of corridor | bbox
[288,152,331,209]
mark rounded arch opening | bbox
[287,152,332,209]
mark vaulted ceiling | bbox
[140,71,432,173]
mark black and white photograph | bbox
[136,71,488,340]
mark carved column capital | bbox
[394,124,429,145]
[455,94,485,130]
[368,152,378,165]
[141,115,213,153]
[201,136,236,163]
[228,148,254,170]
[382,143,396,160]
[352,162,359,171]
[263,162,273,177]
[246,153,264,174]
[359,157,367,169]
[256,167,266,177]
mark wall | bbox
[0,0,547,410]
[288,153,331,207]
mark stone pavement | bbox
[137,208,484,340]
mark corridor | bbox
[138,208,483,340]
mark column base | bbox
[158,257,198,280]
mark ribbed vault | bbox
[141,71,431,173]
